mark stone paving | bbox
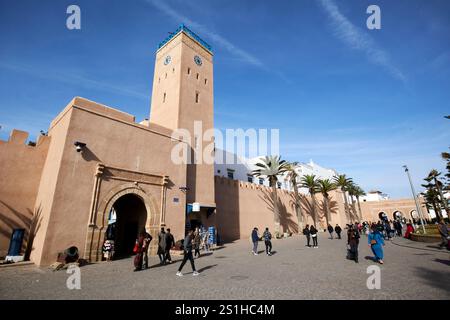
[0,233,449,300]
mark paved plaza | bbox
[0,233,449,300]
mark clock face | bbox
[164,55,171,65]
[194,55,202,66]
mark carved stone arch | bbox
[98,182,159,231]
[84,182,161,262]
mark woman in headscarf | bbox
[368,223,385,264]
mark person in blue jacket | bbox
[368,223,385,264]
[251,227,260,255]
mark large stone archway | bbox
[84,183,161,262]
[83,163,168,262]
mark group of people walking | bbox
[327,224,343,239]
[342,222,385,264]
[126,219,448,275]
[298,221,386,264]
[132,226,214,275]
[343,222,385,264]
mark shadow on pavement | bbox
[198,252,213,258]
[197,264,218,273]
[426,245,442,250]
[391,241,445,253]
[434,258,450,266]
[148,259,182,269]
[414,267,450,294]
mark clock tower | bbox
[150,25,216,216]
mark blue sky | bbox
[0,0,449,198]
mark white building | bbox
[358,190,390,202]
[214,150,339,195]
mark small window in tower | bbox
[172,68,175,73]
[247,175,253,183]
[204,78,208,85]
[163,92,166,103]
[187,67,191,75]
[165,73,167,79]
[195,92,199,103]
[158,77,160,83]
[196,73,199,80]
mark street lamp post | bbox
[403,165,426,234]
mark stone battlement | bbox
[214,175,293,195]
[0,129,50,148]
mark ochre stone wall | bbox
[29,97,188,266]
[214,176,349,242]
[0,130,50,258]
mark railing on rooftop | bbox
[157,24,212,52]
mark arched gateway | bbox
[84,183,160,262]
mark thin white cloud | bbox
[0,62,148,100]
[145,0,265,69]
[317,0,406,82]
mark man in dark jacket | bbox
[394,220,402,236]
[303,224,311,247]
[335,224,342,239]
[251,227,259,255]
[327,224,334,239]
[164,228,175,264]
[263,227,273,256]
[176,230,199,276]
[158,227,166,264]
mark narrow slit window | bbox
[204,78,207,85]
[195,92,199,103]
[187,67,191,75]
[163,92,166,103]
[158,77,160,83]
[196,73,199,80]
[165,73,167,79]
[172,68,175,73]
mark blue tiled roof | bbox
[158,24,212,52]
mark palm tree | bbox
[317,179,337,227]
[353,186,366,221]
[424,169,449,217]
[442,150,450,189]
[346,182,358,220]
[286,162,303,230]
[333,174,353,222]
[422,169,450,219]
[421,188,442,220]
[252,155,290,233]
[300,174,320,226]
